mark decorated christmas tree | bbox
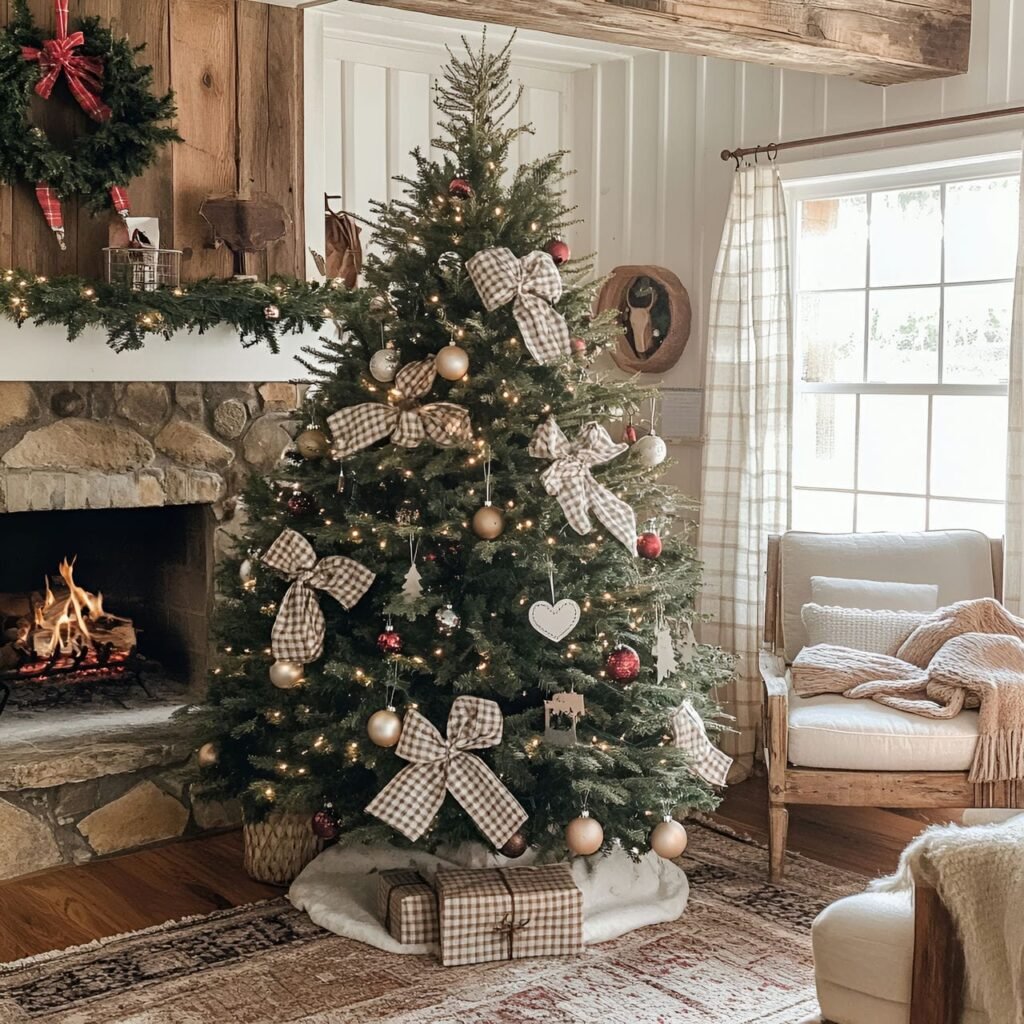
[193,36,735,860]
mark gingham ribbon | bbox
[528,417,637,552]
[466,248,570,365]
[21,0,112,121]
[670,701,733,787]
[328,357,472,458]
[262,528,375,663]
[366,696,528,848]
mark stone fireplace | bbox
[0,380,305,879]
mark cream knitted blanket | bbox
[872,814,1024,1024]
[792,598,1024,782]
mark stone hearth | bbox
[0,379,308,879]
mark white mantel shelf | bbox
[0,321,322,382]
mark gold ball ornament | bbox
[197,742,219,767]
[650,817,688,859]
[566,811,604,856]
[367,707,403,748]
[369,347,400,383]
[632,432,668,467]
[499,831,528,858]
[269,659,305,689]
[295,427,331,459]
[472,503,505,540]
[435,343,469,381]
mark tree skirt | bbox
[289,837,690,952]
[0,824,864,1024]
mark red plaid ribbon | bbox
[21,0,111,122]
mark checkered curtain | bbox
[698,165,793,778]
[1005,143,1024,614]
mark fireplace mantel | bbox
[0,321,324,382]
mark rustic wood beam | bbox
[348,0,972,86]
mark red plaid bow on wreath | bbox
[20,0,130,248]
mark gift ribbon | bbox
[366,696,528,848]
[528,416,638,552]
[262,528,375,663]
[670,700,733,787]
[328,357,472,458]
[466,247,570,365]
[494,870,531,960]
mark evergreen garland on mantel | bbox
[0,270,354,352]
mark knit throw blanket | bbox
[792,598,1024,782]
[872,814,1024,1023]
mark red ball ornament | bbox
[605,643,641,683]
[377,625,403,655]
[622,421,638,444]
[286,491,316,517]
[312,804,340,840]
[570,337,587,356]
[546,238,570,266]
[448,177,474,199]
[637,531,663,559]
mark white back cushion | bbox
[780,530,994,661]
[810,576,938,612]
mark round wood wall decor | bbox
[596,265,691,375]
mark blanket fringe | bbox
[969,727,1024,783]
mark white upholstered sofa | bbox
[760,530,1015,880]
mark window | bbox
[790,162,1019,537]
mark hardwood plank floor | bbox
[0,776,965,963]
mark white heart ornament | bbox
[529,599,581,643]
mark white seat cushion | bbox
[786,672,979,771]
[813,891,988,1024]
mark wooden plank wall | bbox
[0,0,304,281]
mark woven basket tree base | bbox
[243,812,320,885]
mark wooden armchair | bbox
[761,530,1019,881]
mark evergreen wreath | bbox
[0,0,179,244]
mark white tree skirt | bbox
[288,840,689,954]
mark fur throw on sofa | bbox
[872,814,1024,1024]
[792,598,1024,782]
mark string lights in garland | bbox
[0,271,354,352]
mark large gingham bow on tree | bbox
[466,247,571,365]
[328,357,473,458]
[366,696,528,848]
[670,701,733,787]
[529,417,638,552]
[262,529,375,663]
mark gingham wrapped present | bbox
[435,864,583,967]
[376,869,439,945]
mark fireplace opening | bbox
[0,505,213,713]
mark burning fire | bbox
[32,558,109,658]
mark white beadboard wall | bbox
[306,0,1024,498]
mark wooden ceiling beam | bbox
[347,0,972,86]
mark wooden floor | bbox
[0,776,965,963]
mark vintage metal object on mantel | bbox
[200,192,291,281]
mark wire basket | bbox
[104,246,182,291]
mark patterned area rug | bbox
[0,824,864,1024]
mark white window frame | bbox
[781,136,1022,534]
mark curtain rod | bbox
[720,103,1024,166]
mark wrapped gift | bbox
[436,864,583,967]
[376,869,439,945]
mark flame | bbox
[34,557,107,659]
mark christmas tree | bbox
[193,36,735,858]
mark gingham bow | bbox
[366,696,528,848]
[328,357,472,458]
[22,0,111,121]
[262,529,375,663]
[529,417,638,552]
[466,247,571,365]
[670,701,733,787]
